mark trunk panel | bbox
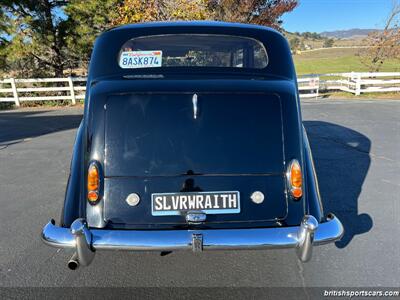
[103,92,287,226]
[104,175,287,226]
[105,93,284,176]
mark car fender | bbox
[60,120,85,227]
[302,125,324,222]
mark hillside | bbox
[320,28,381,39]
[283,28,400,75]
[293,47,400,75]
[283,30,368,51]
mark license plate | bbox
[151,191,240,216]
[119,50,162,69]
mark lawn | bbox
[293,48,400,75]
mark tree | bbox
[207,0,298,29]
[64,0,122,71]
[0,0,299,77]
[114,0,211,24]
[359,0,400,71]
[115,0,298,29]
[65,0,213,70]
[289,37,300,50]
[310,32,322,40]
[0,0,73,77]
[0,9,11,76]
[323,38,334,48]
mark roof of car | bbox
[88,21,294,81]
[107,21,282,36]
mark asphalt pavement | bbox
[0,100,399,288]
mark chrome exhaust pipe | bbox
[67,253,80,270]
[296,215,318,262]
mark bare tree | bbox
[359,0,400,71]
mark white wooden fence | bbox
[1,73,399,105]
[324,72,400,95]
[0,77,86,106]
[297,77,319,98]
[299,72,400,97]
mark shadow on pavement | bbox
[304,121,373,249]
[0,110,82,144]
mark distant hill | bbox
[320,28,381,39]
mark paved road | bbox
[0,100,399,288]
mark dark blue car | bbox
[41,21,344,269]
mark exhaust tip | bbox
[68,260,79,270]
[67,253,80,270]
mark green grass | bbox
[293,48,400,75]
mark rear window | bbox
[118,34,268,70]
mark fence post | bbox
[355,74,361,96]
[68,76,76,105]
[10,78,20,107]
[349,72,355,92]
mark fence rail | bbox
[297,77,319,98]
[299,72,400,98]
[1,72,400,105]
[0,77,86,106]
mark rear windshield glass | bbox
[118,34,268,69]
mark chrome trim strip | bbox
[86,198,106,228]
[42,214,343,255]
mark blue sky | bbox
[282,0,394,33]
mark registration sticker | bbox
[119,50,162,69]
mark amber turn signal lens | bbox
[87,164,99,191]
[87,163,99,203]
[87,191,99,202]
[290,161,302,188]
[291,187,303,198]
[287,159,303,199]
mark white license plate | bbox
[151,191,240,216]
[119,50,162,69]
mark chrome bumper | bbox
[41,214,343,269]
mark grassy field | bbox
[293,48,400,75]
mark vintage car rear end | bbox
[41,22,343,269]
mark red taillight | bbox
[87,162,100,204]
[287,159,303,199]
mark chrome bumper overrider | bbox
[41,214,343,269]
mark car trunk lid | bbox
[105,92,284,176]
[103,92,287,226]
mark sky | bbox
[282,0,395,33]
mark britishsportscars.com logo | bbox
[324,289,399,298]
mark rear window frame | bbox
[116,34,269,72]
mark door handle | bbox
[192,93,198,119]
